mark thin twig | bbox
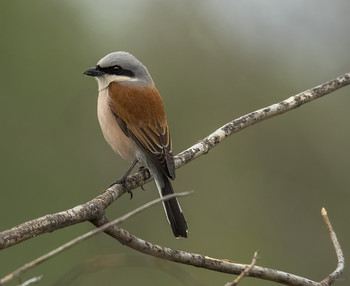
[17,275,43,286]
[320,208,344,285]
[225,251,259,286]
[0,192,193,285]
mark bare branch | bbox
[1,73,349,251]
[0,192,193,285]
[90,207,343,286]
[225,251,259,286]
[0,74,348,285]
[320,208,344,285]
[0,173,149,250]
[92,216,319,286]
[174,73,350,168]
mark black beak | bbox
[83,66,105,77]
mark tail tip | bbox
[171,212,188,238]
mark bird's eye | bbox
[113,65,121,71]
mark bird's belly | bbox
[97,88,136,162]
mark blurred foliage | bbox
[0,1,349,285]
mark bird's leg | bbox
[109,159,138,199]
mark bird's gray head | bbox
[84,51,154,90]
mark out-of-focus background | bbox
[0,1,349,285]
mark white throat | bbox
[96,74,137,91]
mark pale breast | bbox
[97,88,137,162]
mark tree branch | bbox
[0,192,193,285]
[91,207,343,286]
[0,73,348,285]
[1,73,348,250]
[174,73,350,168]
[0,172,150,250]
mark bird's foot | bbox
[108,178,133,200]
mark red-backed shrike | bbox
[84,51,188,238]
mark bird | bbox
[84,51,188,238]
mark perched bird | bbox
[84,51,188,238]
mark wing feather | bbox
[108,82,175,179]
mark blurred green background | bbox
[0,1,349,285]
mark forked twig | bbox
[320,208,344,285]
[225,251,259,286]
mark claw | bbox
[127,188,133,199]
[108,179,133,199]
[138,165,146,172]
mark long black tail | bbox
[155,172,188,238]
